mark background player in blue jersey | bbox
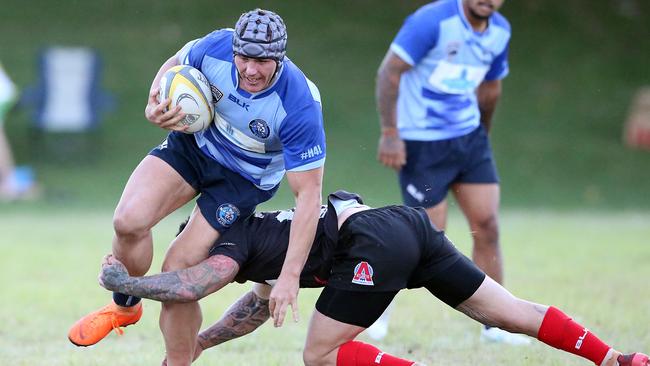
[374,0,523,343]
[68,9,326,365]
[97,191,649,366]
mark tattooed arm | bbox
[99,254,239,302]
[195,284,271,359]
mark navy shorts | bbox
[149,131,278,232]
[315,205,486,327]
[399,125,499,208]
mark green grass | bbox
[0,0,649,211]
[1,208,648,365]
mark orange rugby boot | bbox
[618,353,650,366]
[68,301,143,346]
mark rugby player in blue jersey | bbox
[69,9,326,365]
[374,0,521,343]
[98,191,649,366]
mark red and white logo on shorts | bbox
[351,261,374,286]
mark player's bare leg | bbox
[423,198,448,231]
[160,207,220,366]
[304,310,422,366]
[452,183,529,344]
[452,183,502,283]
[112,155,198,277]
[68,155,197,347]
[457,276,649,365]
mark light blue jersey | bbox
[390,0,510,141]
[177,29,326,190]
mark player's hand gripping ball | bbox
[159,65,214,133]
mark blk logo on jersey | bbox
[228,93,250,111]
[216,204,240,227]
[249,119,270,138]
[351,261,374,286]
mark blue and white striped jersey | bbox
[390,0,511,141]
[177,29,326,190]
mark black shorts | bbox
[316,206,486,327]
[149,131,278,232]
[399,125,499,208]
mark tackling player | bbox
[68,9,326,365]
[99,191,649,366]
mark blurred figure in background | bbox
[0,61,38,201]
[374,0,527,344]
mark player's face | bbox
[464,0,504,20]
[234,55,277,93]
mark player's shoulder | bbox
[490,11,511,33]
[191,28,234,62]
[275,58,322,110]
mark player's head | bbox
[232,9,287,92]
[233,9,287,62]
[463,0,504,21]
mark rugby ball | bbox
[159,65,214,133]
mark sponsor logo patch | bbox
[351,261,374,286]
[210,84,224,104]
[249,119,270,139]
[216,203,240,227]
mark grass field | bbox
[1,1,649,365]
[2,208,648,365]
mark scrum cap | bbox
[233,9,287,62]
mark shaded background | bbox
[1,0,649,212]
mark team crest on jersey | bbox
[216,204,240,227]
[249,119,270,139]
[446,41,461,58]
[351,261,374,286]
[210,84,224,104]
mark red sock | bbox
[537,306,611,365]
[337,341,414,366]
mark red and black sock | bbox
[337,341,415,366]
[537,306,611,365]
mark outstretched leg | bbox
[457,276,649,365]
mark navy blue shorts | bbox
[149,132,278,232]
[399,125,498,208]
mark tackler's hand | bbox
[268,274,300,328]
[98,254,129,291]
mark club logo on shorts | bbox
[157,138,169,150]
[351,261,374,286]
[216,204,240,227]
[249,119,270,139]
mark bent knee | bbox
[472,215,499,241]
[303,347,329,366]
[113,207,154,238]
